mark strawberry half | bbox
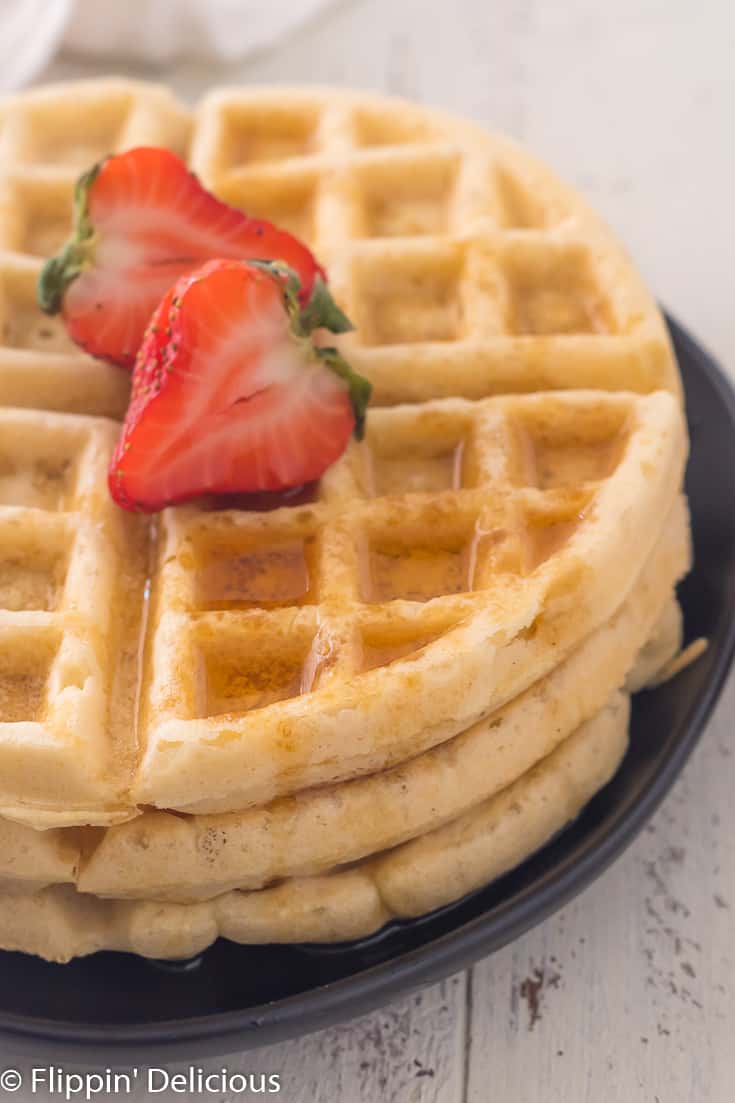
[108,259,371,512]
[37,147,324,368]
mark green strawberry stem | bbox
[298,275,354,335]
[37,161,102,315]
[318,347,372,439]
[249,259,371,440]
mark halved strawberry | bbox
[37,147,324,367]
[108,259,371,512]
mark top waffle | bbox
[0,388,686,826]
[0,80,687,828]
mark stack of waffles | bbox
[0,81,691,961]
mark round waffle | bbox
[0,388,686,828]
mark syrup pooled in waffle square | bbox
[191,87,680,405]
[0,407,148,827]
[132,388,684,818]
[0,80,191,418]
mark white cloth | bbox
[0,0,329,91]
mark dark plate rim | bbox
[2,313,734,1052]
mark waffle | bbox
[0,494,687,903]
[0,693,629,962]
[0,390,685,827]
[0,407,149,827]
[626,597,684,692]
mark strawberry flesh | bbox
[38,147,324,368]
[109,259,370,512]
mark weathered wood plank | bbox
[229,973,468,1102]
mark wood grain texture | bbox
[21,0,735,1099]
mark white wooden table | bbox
[16,2,735,1099]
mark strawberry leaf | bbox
[38,160,102,315]
[299,276,354,335]
[248,261,354,337]
[317,347,372,440]
[248,260,369,437]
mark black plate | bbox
[1,315,734,1062]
